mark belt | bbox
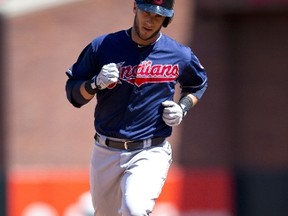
[95,133,166,151]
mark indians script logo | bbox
[107,61,179,89]
[153,0,163,5]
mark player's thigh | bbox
[120,142,172,215]
[90,144,123,215]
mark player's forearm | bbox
[190,94,199,106]
[80,81,96,100]
[66,79,94,108]
[180,93,198,107]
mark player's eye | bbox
[143,11,150,16]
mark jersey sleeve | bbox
[178,51,208,99]
[65,41,101,108]
[66,43,99,80]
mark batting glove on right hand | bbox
[96,63,119,90]
[162,100,184,127]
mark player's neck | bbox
[131,27,161,47]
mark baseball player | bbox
[65,0,208,215]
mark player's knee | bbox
[120,198,153,216]
[120,206,151,216]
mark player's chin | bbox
[140,30,153,39]
[140,30,158,42]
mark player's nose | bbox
[145,18,153,27]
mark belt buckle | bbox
[123,141,129,150]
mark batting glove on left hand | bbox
[162,100,183,127]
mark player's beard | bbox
[133,16,162,45]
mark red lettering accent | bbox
[161,65,172,76]
[151,65,162,76]
[166,65,179,77]
[118,61,179,87]
[121,65,132,79]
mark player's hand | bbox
[162,100,183,127]
[96,63,119,90]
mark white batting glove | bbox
[96,63,119,90]
[162,100,184,127]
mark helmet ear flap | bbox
[163,15,173,28]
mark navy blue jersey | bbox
[67,29,207,140]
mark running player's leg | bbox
[119,141,172,216]
[90,143,123,216]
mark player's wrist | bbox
[84,78,98,95]
[178,95,193,117]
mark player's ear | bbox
[162,16,173,28]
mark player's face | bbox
[132,6,165,46]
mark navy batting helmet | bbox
[135,0,175,27]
